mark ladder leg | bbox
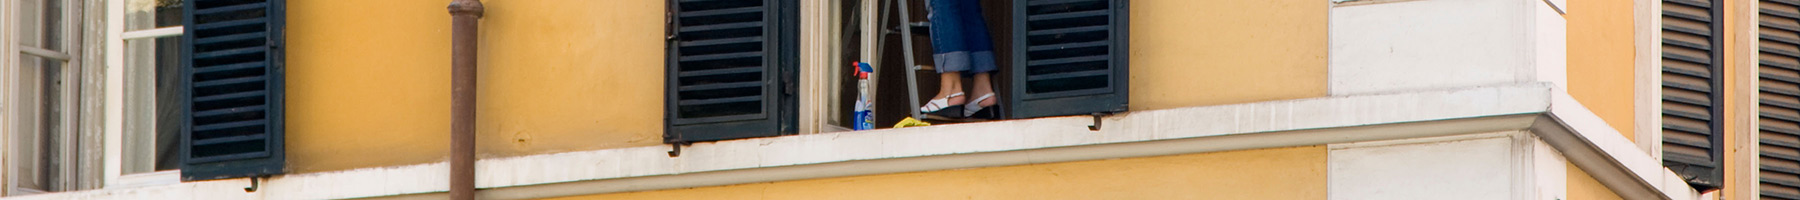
[874,0,892,58]
[896,0,923,119]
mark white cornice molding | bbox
[3,83,1692,200]
[1536,90,1696,200]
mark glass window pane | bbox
[122,37,184,174]
[42,0,62,51]
[38,56,65,192]
[14,56,46,191]
[125,0,184,31]
[13,54,68,192]
[153,36,181,171]
[18,0,42,49]
[16,0,63,51]
[121,39,155,174]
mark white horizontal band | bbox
[120,26,183,40]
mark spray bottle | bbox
[852,62,876,130]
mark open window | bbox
[665,0,1129,141]
[844,0,1129,128]
[108,0,289,183]
[5,0,87,195]
[118,0,186,185]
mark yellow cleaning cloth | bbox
[893,117,931,128]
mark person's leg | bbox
[926,0,969,107]
[958,0,997,68]
[939,72,964,104]
[957,0,998,107]
[970,72,995,106]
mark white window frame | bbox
[799,0,848,134]
[101,0,182,189]
[3,0,14,195]
[1631,0,1661,161]
[1731,0,1760,199]
[3,0,91,195]
[2,0,13,194]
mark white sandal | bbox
[963,93,995,117]
[921,92,965,114]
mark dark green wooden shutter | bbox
[180,0,285,181]
[1661,0,1724,190]
[1008,0,1128,119]
[665,0,798,143]
[1762,0,1800,198]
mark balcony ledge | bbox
[4,83,1692,200]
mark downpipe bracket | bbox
[243,175,268,193]
[1088,112,1112,131]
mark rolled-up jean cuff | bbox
[968,51,997,74]
[934,51,971,74]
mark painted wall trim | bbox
[1632,0,1664,159]
[0,84,1690,200]
[1733,0,1761,198]
[0,0,14,193]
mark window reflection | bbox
[120,0,187,174]
[125,0,183,31]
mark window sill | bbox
[0,83,1691,200]
[106,170,180,189]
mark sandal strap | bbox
[964,93,996,115]
[920,92,966,112]
[966,93,994,107]
[921,98,950,111]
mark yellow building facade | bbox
[0,0,1773,199]
[282,0,1336,174]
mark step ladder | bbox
[877,0,927,120]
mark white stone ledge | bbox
[1536,89,1698,200]
[3,83,1688,200]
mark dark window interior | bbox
[154,0,185,171]
[847,0,1015,128]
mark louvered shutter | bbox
[1762,0,1800,198]
[665,0,798,143]
[1661,0,1725,190]
[1008,0,1129,119]
[180,0,285,181]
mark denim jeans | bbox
[928,0,998,74]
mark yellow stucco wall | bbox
[1565,0,1637,141]
[546,146,1326,200]
[283,0,1328,172]
[1568,161,1625,200]
[1128,0,1328,110]
[285,0,665,173]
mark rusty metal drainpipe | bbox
[448,0,484,199]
